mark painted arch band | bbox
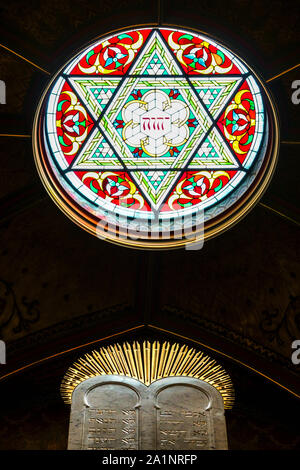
[33,26,278,248]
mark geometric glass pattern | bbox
[33,27,278,248]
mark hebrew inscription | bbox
[69,379,140,450]
[68,376,227,450]
[156,384,211,450]
[85,407,137,450]
[158,409,209,449]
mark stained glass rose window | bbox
[33,27,278,248]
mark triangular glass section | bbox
[189,127,240,169]
[190,77,242,119]
[131,170,180,209]
[144,170,168,190]
[71,129,124,170]
[89,87,115,111]
[144,51,170,76]
[69,77,122,119]
[130,31,182,76]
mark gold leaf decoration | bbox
[61,340,234,409]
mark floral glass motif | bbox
[41,27,269,246]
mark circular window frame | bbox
[33,24,279,249]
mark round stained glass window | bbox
[33,26,279,249]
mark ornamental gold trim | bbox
[61,340,234,408]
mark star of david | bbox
[67,30,244,210]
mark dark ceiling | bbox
[0,0,299,450]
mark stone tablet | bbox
[68,376,227,450]
[156,385,211,449]
[68,376,141,450]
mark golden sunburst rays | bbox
[60,340,235,409]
